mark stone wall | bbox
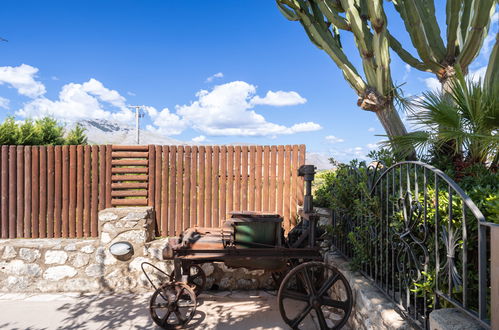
[0,207,273,293]
[325,251,415,330]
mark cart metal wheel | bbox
[278,261,352,330]
[149,282,197,329]
[170,264,206,296]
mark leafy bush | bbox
[0,116,87,145]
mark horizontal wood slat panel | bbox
[111,190,147,197]
[111,152,148,158]
[111,198,148,206]
[112,167,148,174]
[111,145,149,151]
[111,175,148,181]
[111,159,148,166]
[111,182,148,189]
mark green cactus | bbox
[276,0,409,140]
[389,0,496,91]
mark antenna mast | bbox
[128,105,145,144]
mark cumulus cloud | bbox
[0,96,9,109]
[176,81,320,136]
[192,135,206,143]
[17,79,133,123]
[367,127,375,132]
[424,77,441,91]
[325,135,344,143]
[251,90,306,106]
[145,107,186,135]
[205,72,224,83]
[0,64,46,98]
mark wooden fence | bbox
[0,144,306,238]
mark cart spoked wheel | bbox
[278,261,352,330]
[150,282,197,329]
[170,264,206,296]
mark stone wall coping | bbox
[429,308,485,330]
[0,239,97,249]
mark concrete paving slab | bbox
[0,290,323,330]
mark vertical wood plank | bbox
[91,146,99,237]
[98,146,106,211]
[234,146,241,211]
[262,146,270,212]
[62,146,70,237]
[168,146,177,235]
[212,146,219,226]
[226,146,234,216]
[255,146,263,212]
[69,145,77,238]
[284,145,292,230]
[205,146,212,227]
[155,145,162,235]
[270,146,277,213]
[47,146,55,238]
[190,146,197,229]
[76,145,84,238]
[84,146,91,237]
[277,146,284,221]
[298,145,306,208]
[248,146,255,211]
[148,145,156,210]
[290,145,299,226]
[16,146,24,238]
[220,146,227,221]
[31,146,40,238]
[39,146,47,238]
[183,146,191,229]
[105,145,112,208]
[241,146,248,211]
[24,146,32,238]
[1,146,8,238]
[8,146,16,238]
[198,146,205,227]
[161,146,169,236]
[175,146,183,233]
[54,146,62,238]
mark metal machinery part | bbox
[278,261,352,330]
[142,164,353,329]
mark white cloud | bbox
[366,143,379,149]
[145,107,186,135]
[367,127,375,132]
[176,81,321,136]
[469,66,487,83]
[424,77,441,91]
[205,72,224,83]
[481,12,498,59]
[127,91,136,96]
[192,135,206,143]
[402,64,411,81]
[325,135,344,143]
[328,146,368,162]
[0,96,9,109]
[0,64,46,98]
[251,90,307,106]
[17,78,133,123]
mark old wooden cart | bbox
[141,165,353,329]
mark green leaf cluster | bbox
[0,116,88,145]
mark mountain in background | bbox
[77,119,333,170]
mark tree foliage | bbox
[0,117,88,145]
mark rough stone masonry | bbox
[0,207,273,293]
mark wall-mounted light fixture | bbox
[109,241,134,261]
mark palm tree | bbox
[389,74,498,167]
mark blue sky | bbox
[0,1,496,162]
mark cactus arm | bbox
[485,33,498,91]
[412,0,446,62]
[279,0,367,94]
[457,0,495,69]
[388,32,430,71]
[458,0,473,47]
[276,0,300,21]
[368,0,392,95]
[446,0,461,59]
[316,0,351,30]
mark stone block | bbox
[19,248,41,263]
[71,253,90,268]
[80,245,95,254]
[43,266,77,281]
[2,246,16,259]
[44,250,68,265]
[85,264,105,277]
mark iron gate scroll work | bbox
[330,161,496,329]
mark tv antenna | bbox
[128,105,145,144]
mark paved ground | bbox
[0,290,321,330]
